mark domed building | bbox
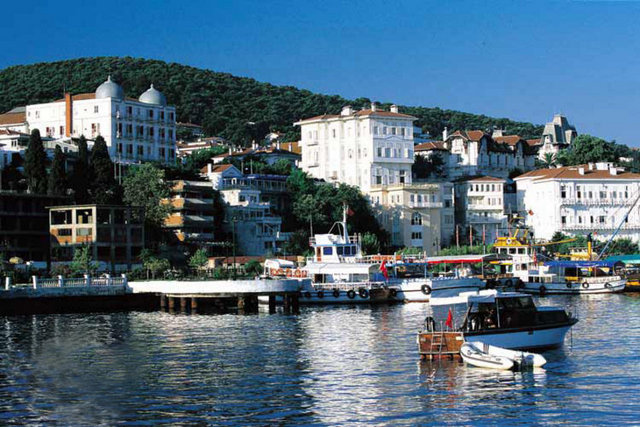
[22,76,177,165]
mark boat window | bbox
[323,247,333,255]
[509,248,516,254]
[337,246,344,255]
[517,248,525,254]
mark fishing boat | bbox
[417,289,577,359]
[523,260,626,294]
[604,255,640,291]
[460,341,546,370]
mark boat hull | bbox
[522,279,626,295]
[393,278,485,302]
[463,321,576,350]
[260,287,393,305]
[460,343,514,370]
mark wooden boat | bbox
[460,342,514,370]
[463,341,546,369]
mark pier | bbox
[0,276,302,315]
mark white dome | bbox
[95,75,124,100]
[139,84,167,106]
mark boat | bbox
[387,255,486,302]
[523,260,626,294]
[460,342,514,370]
[461,341,546,370]
[604,255,640,292]
[417,289,578,359]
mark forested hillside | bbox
[0,57,543,143]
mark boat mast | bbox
[342,203,349,243]
[597,190,640,259]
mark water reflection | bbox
[0,294,638,424]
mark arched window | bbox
[411,212,422,225]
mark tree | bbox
[70,245,98,276]
[89,135,119,204]
[508,168,524,179]
[139,249,171,279]
[1,154,24,191]
[122,164,171,227]
[293,193,327,235]
[541,152,556,168]
[412,153,444,179]
[283,229,311,256]
[24,129,48,194]
[47,146,67,196]
[244,259,262,277]
[72,135,90,203]
[361,232,381,255]
[558,134,618,166]
[189,248,208,276]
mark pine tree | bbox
[89,135,117,204]
[24,129,48,194]
[72,135,90,202]
[47,146,67,196]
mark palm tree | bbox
[541,152,556,168]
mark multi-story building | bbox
[2,76,177,164]
[0,192,70,263]
[515,163,640,242]
[535,114,577,160]
[220,187,289,256]
[163,180,217,248]
[49,204,144,271]
[296,104,416,192]
[415,129,537,180]
[454,176,508,244]
[369,182,455,252]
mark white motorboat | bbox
[417,289,578,353]
[523,260,626,295]
[462,341,546,370]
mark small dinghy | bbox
[460,341,547,370]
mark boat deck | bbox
[417,331,464,360]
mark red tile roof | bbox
[415,141,447,151]
[54,93,96,102]
[200,164,235,174]
[449,130,486,141]
[0,111,26,125]
[516,165,640,181]
[493,135,524,146]
[526,139,541,146]
[457,175,506,183]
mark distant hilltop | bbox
[0,56,543,144]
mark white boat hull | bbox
[465,341,546,367]
[522,279,626,295]
[463,323,573,350]
[460,342,514,370]
[393,277,485,302]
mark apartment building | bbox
[454,176,509,244]
[163,180,217,248]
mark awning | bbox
[544,260,620,269]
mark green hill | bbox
[0,57,543,143]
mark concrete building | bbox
[0,76,177,164]
[415,129,537,180]
[49,204,144,271]
[454,176,509,244]
[176,137,226,158]
[369,182,455,252]
[0,192,70,262]
[515,163,640,242]
[163,180,217,249]
[536,114,577,160]
[295,104,416,192]
[210,144,300,168]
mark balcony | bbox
[467,204,504,211]
[407,201,443,209]
[561,223,640,231]
[306,140,319,146]
[560,198,633,206]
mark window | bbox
[126,124,133,134]
[332,129,336,138]
[577,186,582,199]
[160,111,165,120]
[59,126,64,135]
[94,106,99,113]
[377,147,383,157]
[561,216,566,224]
[323,247,332,255]
[385,148,391,157]
[137,146,143,156]
[169,112,174,121]
[148,110,154,119]
[411,213,422,225]
[117,123,122,136]
[127,106,132,115]
[599,216,605,224]
[374,126,379,135]
[561,186,566,199]
[411,232,422,239]
[600,191,606,199]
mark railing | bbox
[560,198,633,206]
[407,201,443,208]
[3,275,128,290]
[311,281,387,291]
[561,223,640,231]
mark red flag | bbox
[380,260,389,280]
[445,308,453,329]
[346,206,355,216]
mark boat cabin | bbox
[492,235,536,279]
[529,260,622,285]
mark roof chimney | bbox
[610,167,618,176]
[578,167,585,175]
[588,162,594,170]
[390,104,398,113]
[443,126,448,141]
[370,102,377,112]
[341,105,353,116]
[65,93,72,137]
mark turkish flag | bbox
[380,260,389,280]
[445,308,453,329]
[347,206,355,216]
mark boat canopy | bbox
[604,255,640,264]
[264,259,295,269]
[304,262,378,274]
[544,260,620,269]
[425,254,489,264]
[430,289,529,306]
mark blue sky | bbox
[3,0,640,144]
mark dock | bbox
[417,331,464,360]
[0,275,303,315]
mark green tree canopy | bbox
[47,146,67,196]
[556,134,621,166]
[72,135,90,202]
[24,129,48,194]
[89,136,119,204]
[122,163,171,227]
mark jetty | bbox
[0,275,303,315]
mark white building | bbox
[415,129,537,180]
[515,163,640,242]
[2,76,177,164]
[295,103,416,192]
[369,182,454,252]
[454,176,509,244]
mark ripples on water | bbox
[0,295,639,425]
